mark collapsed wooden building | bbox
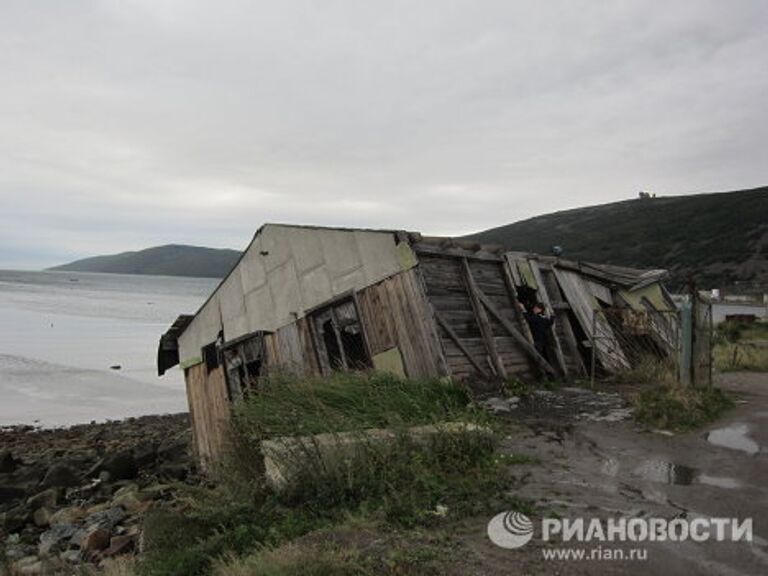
[158,224,677,465]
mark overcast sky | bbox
[1,1,766,268]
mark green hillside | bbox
[466,187,768,290]
[49,244,241,278]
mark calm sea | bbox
[0,270,218,426]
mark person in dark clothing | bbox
[519,302,554,360]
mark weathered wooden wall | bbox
[263,317,320,376]
[185,363,231,470]
[260,269,445,380]
[356,268,447,378]
[416,251,537,381]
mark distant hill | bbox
[466,187,768,290]
[49,245,241,278]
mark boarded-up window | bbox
[311,297,370,373]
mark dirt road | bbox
[460,372,768,575]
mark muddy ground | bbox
[432,371,768,575]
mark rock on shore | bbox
[0,413,195,574]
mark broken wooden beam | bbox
[433,310,490,379]
[472,287,558,377]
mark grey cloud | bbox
[1,0,766,267]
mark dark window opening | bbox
[311,296,371,373]
[339,323,368,369]
[202,342,219,373]
[222,333,266,402]
[320,318,344,370]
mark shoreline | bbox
[1,412,195,571]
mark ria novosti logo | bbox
[487,511,535,549]
[487,512,753,549]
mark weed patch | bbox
[633,384,733,431]
[135,373,524,576]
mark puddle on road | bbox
[605,458,743,489]
[706,424,760,455]
[697,475,742,489]
[634,459,697,485]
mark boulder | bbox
[157,463,188,481]
[39,523,78,556]
[112,483,139,498]
[95,451,138,481]
[102,534,136,557]
[2,505,30,532]
[10,556,52,576]
[112,491,151,514]
[26,488,58,510]
[85,502,112,516]
[156,439,188,462]
[40,464,79,489]
[7,465,47,489]
[0,450,19,473]
[133,444,157,469]
[49,506,87,526]
[32,507,52,528]
[59,549,81,564]
[83,507,125,531]
[0,485,26,505]
[80,528,111,553]
[3,542,37,563]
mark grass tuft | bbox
[211,545,364,576]
[714,321,768,372]
[633,384,733,431]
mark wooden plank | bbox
[501,255,535,345]
[404,268,447,377]
[418,274,450,377]
[553,268,630,373]
[506,257,523,286]
[472,286,558,377]
[297,317,321,376]
[434,310,489,378]
[529,260,569,378]
[462,258,507,378]
[586,279,613,305]
[537,264,586,377]
[185,363,230,471]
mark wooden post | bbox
[461,258,507,379]
[680,300,693,387]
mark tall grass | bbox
[212,545,365,576]
[714,321,768,372]
[232,371,481,439]
[714,343,768,372]
[136,372,523,576]
[633,384,733,431]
